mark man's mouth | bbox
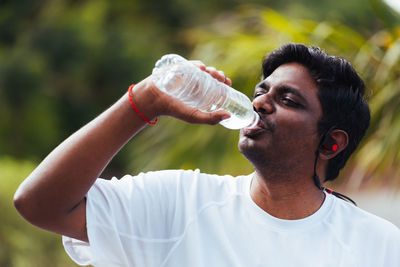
[242,119,271,137]
[242,127,265,137]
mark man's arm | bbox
[13,68,230,242]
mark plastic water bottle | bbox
[151,54,259,129]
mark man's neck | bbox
[250,171,326,220]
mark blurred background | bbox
[0,0,399,266]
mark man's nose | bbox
[252,94,275,114]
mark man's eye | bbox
[281,98,299,107]
[253,93,263,99]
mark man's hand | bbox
[132,61,232,125]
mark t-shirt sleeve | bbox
[62,169,199,267]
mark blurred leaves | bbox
[1,0,400,265]
[0,0,398,180]
[131,5,400,187]
[0,0,173,161]
[0,157,74,267]
[348,30,400,188]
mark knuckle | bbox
[188,109,200,122]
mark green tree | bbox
[0,157,75,266]
[129,5,400,188]
[348,28,400,188]
[1,1,399,265]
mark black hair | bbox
[262,43,370,183]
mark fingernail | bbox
[222,114,231,120]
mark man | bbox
[14,43,400,266]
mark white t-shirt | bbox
[63,169,400,267]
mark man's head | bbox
[260,43,370,182]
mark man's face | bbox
[238,63,323,169]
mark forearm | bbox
[14,81,156,227]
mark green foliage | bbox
[1,0,398,180]
[126,118,252,176]
[133,5,400,185]
[0,0,174,161]
[1,0,400,264]
[0,157,74,266]
[131,6,363,176]
[348,29,400,187]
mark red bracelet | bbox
[128,84,158,125]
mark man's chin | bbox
[238,138,267,160]
[238,130,269,148]
[239,147,269,169]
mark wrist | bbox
[126,78,162,121]
[128,84,158,125]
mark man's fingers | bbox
[185,109,231,125]
[224,77,232,86]
[190,60,206,71]
[189,60,232,86]
[205,67,231,84]
[205,66,218,77]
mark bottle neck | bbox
[247,111,260,129]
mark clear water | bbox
[218,93,259,129]
[152,54,259,129]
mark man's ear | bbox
[319,129,349,160]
